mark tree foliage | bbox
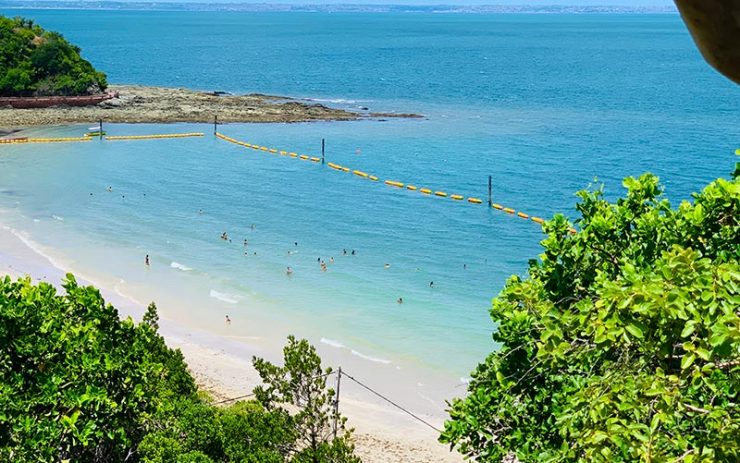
[254,336,361,463]
[0,275,361,462]
[441,168,740,462]
[0,15,107,96]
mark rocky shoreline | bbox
[0,85,422,128]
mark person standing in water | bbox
[225,315,231,325]
[145,254,150,267]
[286,266,293,276]
[430,281,434,288]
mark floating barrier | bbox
[214,132,575,234]
[107,132,203,141]
[1,136,92,144]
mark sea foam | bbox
[351,349,391,365]
[209,289,238,304]
[320,338,345,349]
[170,261,192,271]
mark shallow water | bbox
[0,11,738,392]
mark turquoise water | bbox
[1,11,738,386]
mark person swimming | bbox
[244,239,248,247]
[351,250,356,255]
[286,266,293,276]
[430,281,434,288]
[343,249,347,255]
[384,263,391,269]
[329,257,334,264]
[397,297,403,304]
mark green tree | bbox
[253,336,361,463]
[0,15,106,96]
[440,168,740,462]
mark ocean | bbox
[0,10,737,407]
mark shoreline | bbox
[0,221,461,463]
[0,84,423,128]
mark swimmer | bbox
[89,192,93,196]
[384,263,391,269]
[251,224,255,230]
[329,257,334,264]
[351,250,356,255]
[244,239,248,247]
[107,186,112,192]
[294,242,298,246]
[463,264,467,270]
[286,266,293,276]
[318,257,321,263]
[430,281,434,288]
[397,297,403,304]
[225,315,231,325]
[145,254,150,267]
[198,209,203,214]
[343,249,347,255]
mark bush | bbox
[441,168,740,462]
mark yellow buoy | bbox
[503,208,515,214]
[342,167,351,172]
[384,180,404,188]
[310,157,321,162]
[492,203,503,210]
[269,148,277,153]
[299,154,310,160]
[289,152,298,157]
[434,191,447,197]
[406,185,417,191]
[420,188,432,195]
[467,197,482,204]
[517,212,529,219]
[531,217,545,224]
[280,150,287,155]
[353,170,368,177]
[451,194,464,200]
[369,175,378,181]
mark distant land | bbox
[0,2,677,14]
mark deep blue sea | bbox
[1,10,738,394]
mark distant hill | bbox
[0,16,107,97]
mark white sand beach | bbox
[0,223,463,463]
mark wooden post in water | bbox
[488,175,492,207]
[214,115,218,135]
[332,366,341,440]
[99,119,103,140]
[321,138,326,165]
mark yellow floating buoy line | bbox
[0,137,92,144]
[215,131,576,234]
[106,132,204,141]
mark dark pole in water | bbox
[214,115,218,135]
[99,119,103,140]
[488,175,492,207]
[321,138,325,165]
